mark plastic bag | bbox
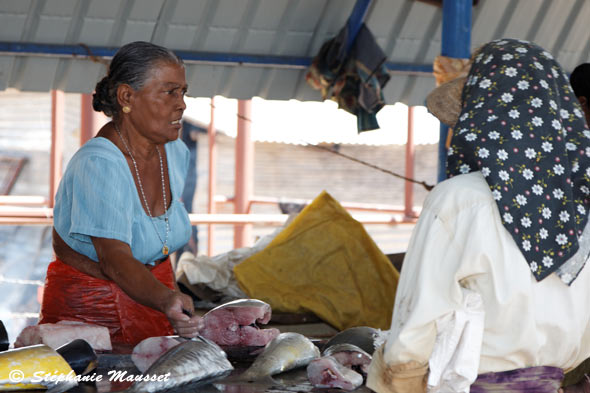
[39,259,174,347]
[427,288,485,393]
[175,226,284,299]
[234,191,399,330]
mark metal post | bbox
[207,97,217,256]
[80,94,107,145]
[438,0,472,182]
[405,106,416,218]
[345,0,373,54]
[234,100,253,249]
[49,90,65,208]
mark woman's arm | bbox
[90,236,201,338]
[52,228,110,280]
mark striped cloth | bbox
[470,366,563,393]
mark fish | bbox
[307,343,372,389]
[56,339,98,376]
[323,343,373,374]
[126,336,233,393]
[322,326,380,355]
[14,320,112,351]
[307,327,380,390]
[0,344,77,393]
[240,332,320,381]
[131,336,187,373]
[307,355,364,390]
[199,299,280,347]
[0,321,8,352]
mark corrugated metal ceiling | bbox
[0,0,589,106]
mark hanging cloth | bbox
[306,23,390,132]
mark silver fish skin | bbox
[323,326,379,355]
[127,336,233,393]
[203,299,270,317]
[240,332,320,381]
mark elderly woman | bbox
[39,41,201,346]
[367,39,590,392]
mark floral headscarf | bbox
[447,39,590,285]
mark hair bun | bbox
[92,75,115,117]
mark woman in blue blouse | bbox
[39,42,202,346]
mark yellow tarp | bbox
[234,191,399,330]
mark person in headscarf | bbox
[569,63,590,126]
[367,39,590,393]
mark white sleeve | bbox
[382,189,495,367]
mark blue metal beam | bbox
[345,0,373,55]
[0,42,312,69]
[0,41,433,75]
[437,0,472,183]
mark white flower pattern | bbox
[532,184,543,195]
[509,109,520,119]
[501,93,513,103]
[512,130,523,139]
[525,148,536,159]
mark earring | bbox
[122,106,131,114]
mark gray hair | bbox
[92,41,183,117]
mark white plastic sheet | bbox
[427,288,485,393]
[175,227,284,299]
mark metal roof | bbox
[0,0,589,105]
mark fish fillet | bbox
[199,299,280,347]
[307,355,363,390]
[131,336,186,373]
[324,343,372,375]
[14,320,112,351]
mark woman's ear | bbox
[116,83,134,110]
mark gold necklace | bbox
[115,124,170,255]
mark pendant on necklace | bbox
[162,245,169,255]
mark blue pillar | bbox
[437,0,472,182]
[345,0,373,55]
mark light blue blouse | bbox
[53,137,192,265]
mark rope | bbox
[307,144,435,191]
[209,101,435,191]
[78,43,110,67]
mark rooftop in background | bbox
[184,96,441,146]
[1,0,589,106]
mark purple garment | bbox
[470,366,563,393]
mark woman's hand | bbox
[92,236,203,337]
[161,291,203,338]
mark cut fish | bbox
[14,320,112,351]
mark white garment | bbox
[427,287,484,393]
[368,172,590,392]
